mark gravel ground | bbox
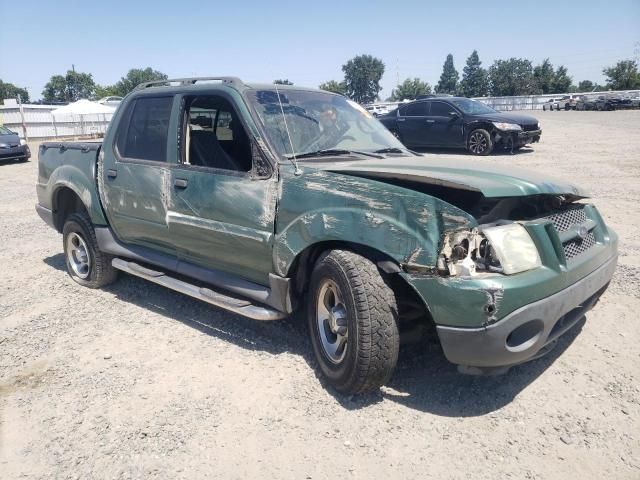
[1,110,639,479]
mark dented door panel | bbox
[167,168,278,285]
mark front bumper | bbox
[0,145,30,161]
[436,253,617,369]
[495,129,541,148]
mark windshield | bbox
[450,98,497,115]
[0,125,15,135]
[246,89,406,158]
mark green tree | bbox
[342,54,385,104]
[273,79,293,85]
[603,60,640,90]
[94,84,120,99]
[533,58,555,94]
[488,58,536,96]
[113,67,168,96]
[577,80,601,92]
[459,50,488,97]
[436,54,459,94]
[0,80,30,103]
[389,78,431,101]
[42,70,96,102]
[318,80,347,95]
[551,65,572,93]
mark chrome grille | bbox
[563,231,596,259]
[544,205,587,232]
[542,205,595,260]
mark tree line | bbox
[1,55,639,105]
[317,53,640,102]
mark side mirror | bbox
[448,111,460,119]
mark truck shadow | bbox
[44,253,585,417]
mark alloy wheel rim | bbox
[66,232,91,279]
[469,133,487,153]
[316,279,348,364]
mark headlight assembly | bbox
[20,138,27,146]
[440,223,541,276]
[481,224,541,274]
[492,122,522,131]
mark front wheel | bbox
[307,250,399,394]
[62,212,118,288]
[467,129,493,155]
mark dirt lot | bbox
[1,110,639,479]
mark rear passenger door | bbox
[167,93,277,285]
[100,95,177,255]
[396,101,429,147]
[424,101,464,147]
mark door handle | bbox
[174,178,188,189]
[397,118,406,122]
[107,169,117,178]
[426,119,435,123]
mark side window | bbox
[184,95,252,172]
[430,101,453,117]
[118,96,173,162]
[404,102,428,116]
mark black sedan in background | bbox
[379,97,541,155]
[0,125,30,162]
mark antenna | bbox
[274,83,302,176]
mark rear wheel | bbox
[62,212,118,288]
[467,129,493,155]
[307,250,400,394]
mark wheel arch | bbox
[52,186,90,232]
[286,240,433,327]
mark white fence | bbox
[0,104,114,140]
[367,90,640,112]
[474,90,640,111]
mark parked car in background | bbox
[0,125,30,162]
[542,98,560,111]
[575,96,597,111]
[365,104,392,117]
[35,77,616,394]
[379,97,541,155]
[557,95,580,110]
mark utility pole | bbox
[17,94,28,141]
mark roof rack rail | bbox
[134,76,244,91]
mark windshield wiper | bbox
[286,149,383,160]
[373,147,405,154]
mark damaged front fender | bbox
[274,166,476,277]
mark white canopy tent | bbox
[51,100,117,137]
[51,99,116,117]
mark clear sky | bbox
[1,0,638,100]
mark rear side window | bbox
[404,102,428,116]
[429,101,453,117]
[118,96,173,162]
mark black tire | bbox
[307,250,399,394]
[62,212,118,288]
[542,105,546,111]
[467,128,493,155]
[565,104,571,111]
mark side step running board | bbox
[112,259,286,321]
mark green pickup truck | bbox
[36,77,618,394]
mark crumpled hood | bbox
[314,155,587,199]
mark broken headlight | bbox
[481,224,541,275]
[492,122,522,131]
[440,224,541,276]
